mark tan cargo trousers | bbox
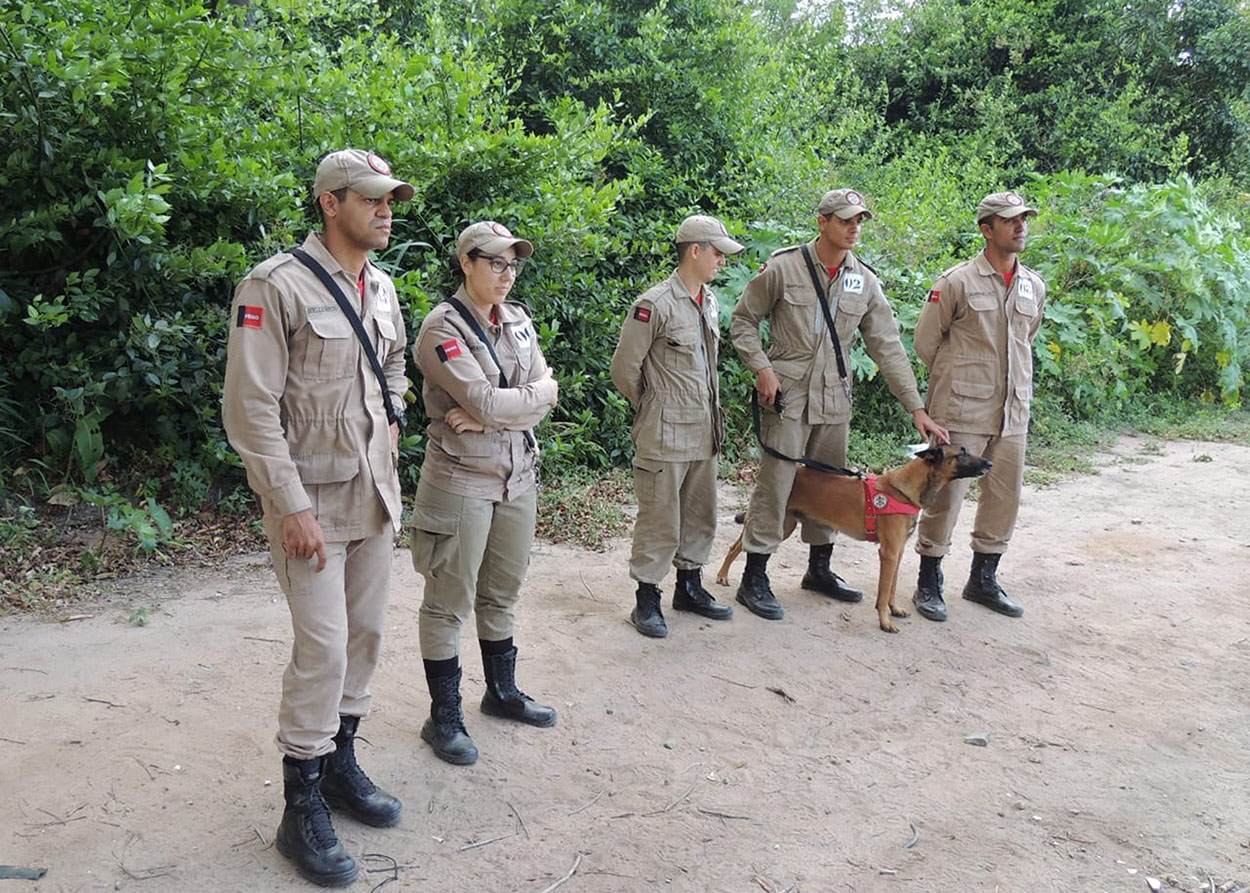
[742,414,849,554]
[409,479,537,661]
[266,497,391,760]
[916,431,1026,556]
[628,456,717,584]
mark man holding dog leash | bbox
[730,188,948,621]
[911,191,1047,622]
[224,149,411,886]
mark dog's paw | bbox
[715,575,729,586]
[879,617,900,633]
[890,605,909,618]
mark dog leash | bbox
[750,390,861,478]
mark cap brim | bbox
[831,207,873,220]
[352,174,415,202]
[999,206,1037,219]
[476,236,534,258]
[710,236,745,255]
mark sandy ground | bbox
[2,436,1249,893]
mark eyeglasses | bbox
[473,253,527,275]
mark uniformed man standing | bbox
[911,191,1046,622]
[610,215,744,638]
[730,189,948,620]
[223,150,411,886]
[409,221,559,767]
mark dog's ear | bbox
[917,446,944,464]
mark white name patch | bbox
[842,274,864,294]
[1017,278,1033,299]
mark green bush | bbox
[1,0,1248,528]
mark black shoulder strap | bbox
[443,296,537,452]
[799,245,853,405]
[289,248,403,428]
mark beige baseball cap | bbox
[313,150,414,202]
[817,188,873,220]
[455,221,534,259]
[976,191,1037,224]
[674,215,745,254]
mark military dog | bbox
[717,445,992,632]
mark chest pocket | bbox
[775,285,819,349]
[967,292,1001,313]
[301,314,356,381]
[374,314,397,344]
[833,291,870,326]
[664,326,702,369]
[503,324,533,380]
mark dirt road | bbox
[2,437,1248,892]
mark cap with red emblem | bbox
[313,149,414,202]
[817,188,874,220]
[455,221,534,259]
[976,191,1037,225]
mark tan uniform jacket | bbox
[222,233,408,541]
[609,270,723,462]
[730,240,923,424]
[414,288,557,501]
[914,252,1046,437]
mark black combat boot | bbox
[321,715,403,828]
[801,543,864,603]
[421,669,479,765]
[962,552,1024,617]
[673,568,733,620]
[735,552,784,620]
[913,554,947,622]
[630,582,668,638]
[274,755,358,887]
[481,645,558,727]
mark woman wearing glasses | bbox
[409,221,560,765]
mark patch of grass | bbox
[1118,405,1250,442]
[536,467,633,551]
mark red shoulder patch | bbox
[236,305,263,328]
[435,339,462,362]
[633,306,651,323]
[927,289,941,303]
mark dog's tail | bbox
[733,511,746,525]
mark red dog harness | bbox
[863,474,919,543]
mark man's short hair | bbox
[676,241,705,262]
[314,187,349,223]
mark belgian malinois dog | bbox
[717,445,992,632]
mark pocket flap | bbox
[410,504,460,536]
[834,294,869,315]
[294,453,360,484]
[307,313,353,339]
[439,428,495,457]
[662,404,707,424]
[666,327,698,347]
[968,292,1000,312]
[952,379,996,399]
[375,315,397,340]
[779,286,815,306]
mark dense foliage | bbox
[2,0,1248,532]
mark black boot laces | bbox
[303,785,340,850]
[332,739,377,795]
